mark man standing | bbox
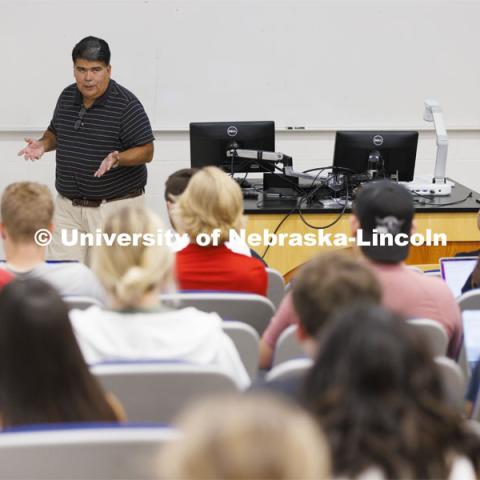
[18,36,154,262]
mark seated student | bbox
[0,182,105,303]
[164,168,266,264]
[70,205,250,389]
[174,166,267,295]
[351,180,462,358]
[164,168,200,235]
[260,180,462,365]
[302,305,480,480]
[158,394,330,480]
[258,251,382,375]
[0,278,123,428]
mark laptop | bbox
[439,257,477,298]
[462,311,480,371]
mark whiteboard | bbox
[3,0,480,130]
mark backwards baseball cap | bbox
[353,179,414,263]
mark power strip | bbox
[403,182,452,196]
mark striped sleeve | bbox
[119,100,154,149]
[47,97,61,136]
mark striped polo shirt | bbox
[48,79,154,200]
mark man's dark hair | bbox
[72,36,111,65]
[164,168,199,202]
[292,251,381,337]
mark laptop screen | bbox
[462,311,480,369]
[440,257,477,298]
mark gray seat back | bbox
[160,292,275,335]
[0,425,179,480]
[407,319,448,356]
[434,356,466,412]
[266,268,286,309]
[92,362,239,423]
[272,325,306,367]
[223,321,259,380]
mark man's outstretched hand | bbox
[94,151,120,177]
[18,138,45,161]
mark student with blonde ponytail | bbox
[69,205,250,389]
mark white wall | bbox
[2,0,480,260]
[5,0,480,130]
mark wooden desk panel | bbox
[246,211,480,277]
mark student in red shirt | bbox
[174,167,267,295]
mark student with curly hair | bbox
[302,305,480,479]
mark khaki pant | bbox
[47,194,145,264]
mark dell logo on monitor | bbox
[227,126,238,137]
[373,135,384,146]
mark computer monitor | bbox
[190,121,276,174]
[333,131,418,182]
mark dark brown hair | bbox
[0,278,118,427]
[302,305,480,479]
[164,168,199,202]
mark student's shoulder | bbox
[227,249,265,268]
[415,272,459,306]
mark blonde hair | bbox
[93,206,174,308]
[1,182,54,242]
[158,394,330,479]
[175,166,244,244]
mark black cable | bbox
[238,171,249,187]
[295,167,341,207]
[302,165,356,175]
[411,190,437,200]
[260,174,350,261]
[412,191,472,207]
[261,206,297,260]
[296,176,350,230]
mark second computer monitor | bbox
[333,131,418,182]
[190,121,275,174]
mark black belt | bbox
[69,189,144,208]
